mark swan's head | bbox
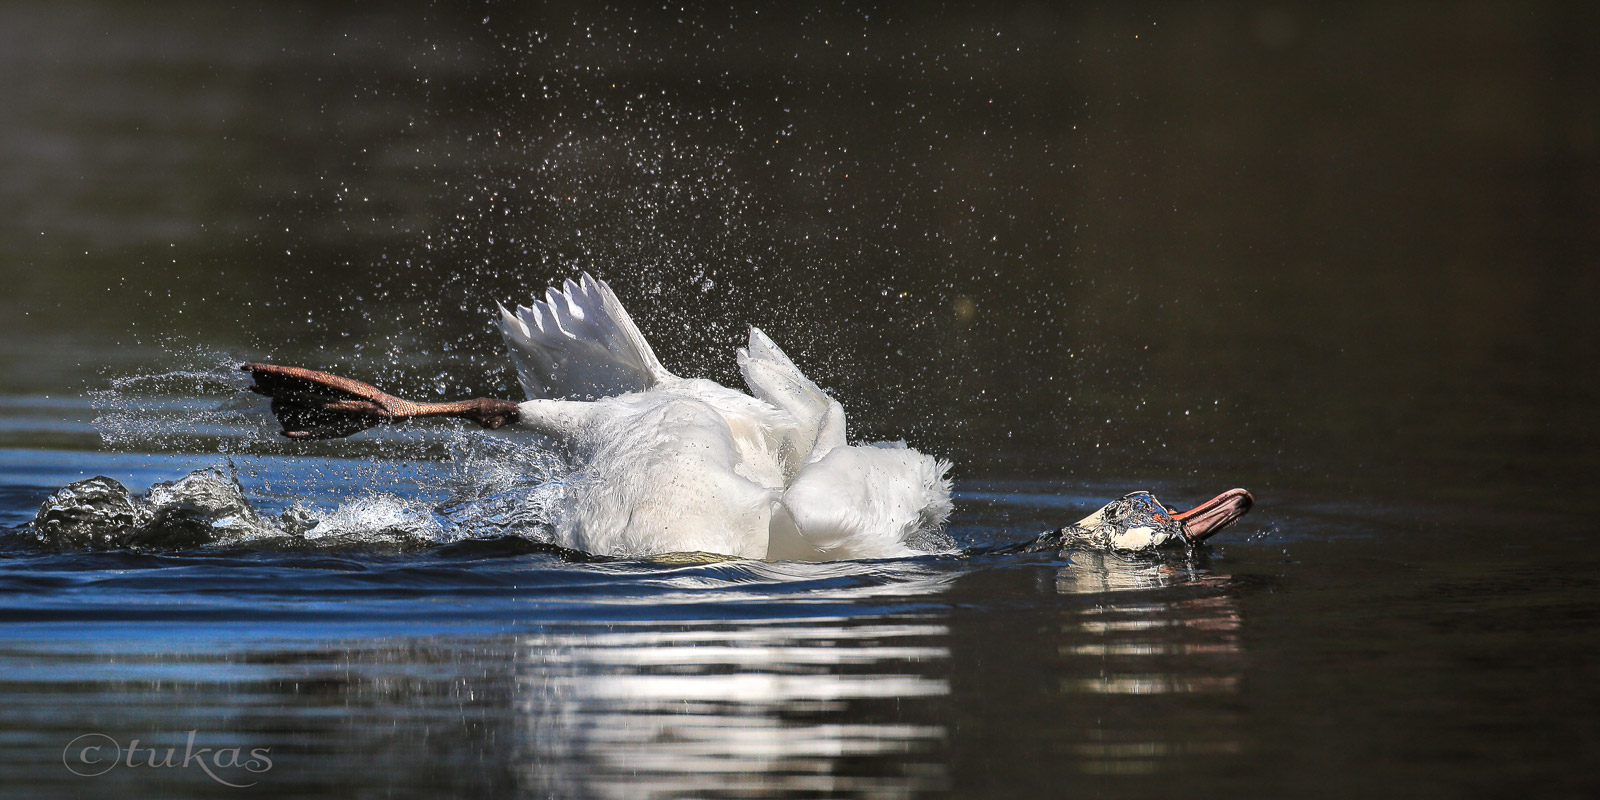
[1066,488,1253,550]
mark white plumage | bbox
[496,274,951,560]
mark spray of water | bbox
[58,346,575,551]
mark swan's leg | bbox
[508,398,601,441]
[242,363,520,439]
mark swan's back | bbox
[769,442,952,561]
[561,390,777,558]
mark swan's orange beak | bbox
[1173,488,1254,542]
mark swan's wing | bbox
[498,273,677,400]
[767,442,953,561]
[737,327,846,462]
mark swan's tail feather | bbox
[498,274,677,400]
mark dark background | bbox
[2,1,1596,511]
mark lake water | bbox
[2,2,1597,797]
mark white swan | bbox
[245,274,951,561]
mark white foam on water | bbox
[295,493,448,547]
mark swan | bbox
[245,274,951,560]
[242,274,1252,559]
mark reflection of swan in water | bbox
[504,558,962,798]
[32,547,1234,794]
[509,619,952,799]
[1048,549,1247,773]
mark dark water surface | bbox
[3,2,1598,797]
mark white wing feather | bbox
[498,273,676,400]
[737,327,846,463]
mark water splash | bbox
[89,349,272,451]
[23,432,572,553]
[293,493,449,548]
[436,432,568,541]
[71,344,571,550]
[29,468,275,550]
